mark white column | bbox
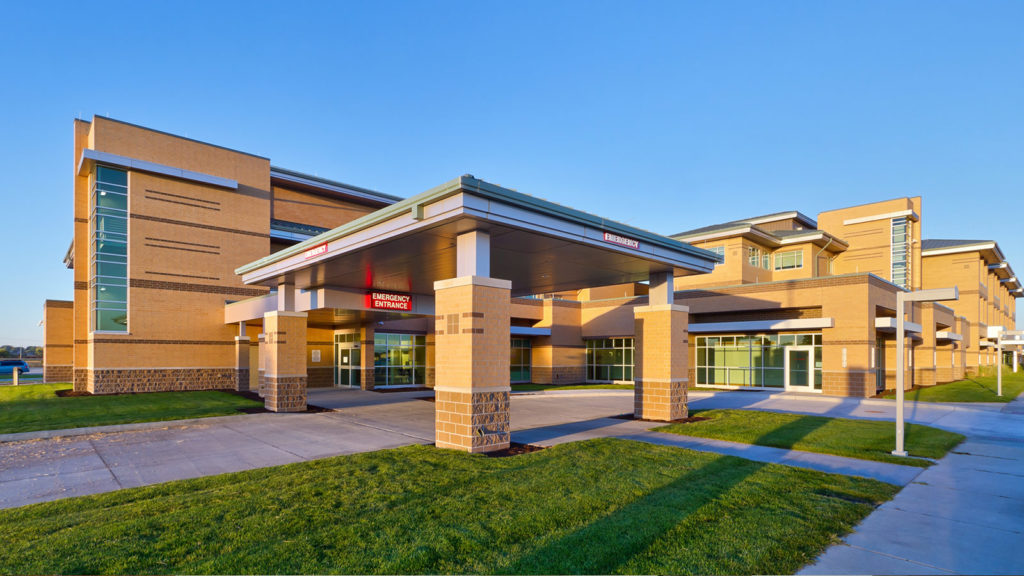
[456,230,490,278]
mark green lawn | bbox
[656,409,964,467]
[0,383,263,435]
[880,368,1024,403]
[0,438,896,575]
[511,383,634,391]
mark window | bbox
[891,217,911,289]
[586,338,634,382]
[747,247,760,267]
[696,333,822,389]
[91,165,128,332]
[373,333,426,386]
[707,245,725,266]
[773,250,803,270]
[510,338,531,383]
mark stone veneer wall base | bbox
[44,365,74,384]
[87,368,241,394]
[435,389,510,453]
[264,375,307,412]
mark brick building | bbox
[42,117,1020,453]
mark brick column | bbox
[633,303,689,421]
[257,333,267,397]
[262,311,307,412]
[433,276,511,453]
[234,336,251,391]
[359,324,375,390]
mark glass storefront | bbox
[374,333,427,387]
[510,338,531,383]
[586,338,634,382]
[695,333,822,389]
[334,332,361,387]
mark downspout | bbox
[813,237,834,278]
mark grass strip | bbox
[655,409,964,467]
[511,383,633,391]
[880,369,1024,403]
[0,438,896,575]
[0,383,262,434]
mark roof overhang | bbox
[875,317,923,334]
[270,167,400,207]
[77,149,237,189]
[63,239,74,269]
[674,227,847,251]
[842,208,920,226]
[236,175,720,297]
[689,318,834,333]
[922,241,1005,265]
[935,331,962,342]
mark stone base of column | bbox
[634,378,688,421]
[43,365,73,384]
[435,387,510,453]
[236,368,251,391]
[265,375,307,412]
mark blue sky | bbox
[1,1,1021,345]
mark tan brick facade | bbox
[433,276,511,453]
[262,311,307,412]
[633,304,689,421]
[43,300,74,383]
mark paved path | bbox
[3,387,1023,574]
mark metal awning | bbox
[236,175,720,298]
[689,318,834,334]
[875,317,923,334]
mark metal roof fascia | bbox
[921,242,998,258]
[270,167,402,204]
[237,175,721,275]
[77,149,238,189]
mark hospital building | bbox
[41,117,1020,452]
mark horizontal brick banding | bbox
[129,278,267,297]
[45,300,74,309]
[144,243,220,255]
[75,338,236,345]
[74,281,88,290]
[74,217,88,224]
[307,341,333,345]
[86,367,241,394]
[130,213,269,238]
[462,328,485,334]
[145,188,222,206]
[145,270,221,281]
[144,195,221,211]
[46,344,73,348]
[144,237,220,249]
[462,312,485,318]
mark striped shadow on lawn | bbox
[655,409,965,467]
[0,438,897,575]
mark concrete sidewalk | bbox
[799,436,1024,575]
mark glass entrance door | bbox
[334,333,361,388]
[784,346,814,391]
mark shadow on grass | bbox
[505,455,765,574]
[506,411,835,573]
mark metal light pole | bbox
[996,331,1024,397]
[893,287,959,457]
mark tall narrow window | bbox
[891,217,910,289]
[91,165,128,332]
[707,245,725,266]
[747,246,760,267]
